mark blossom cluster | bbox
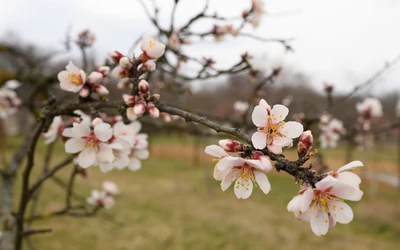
[318,112,346,148]
[0,80,22,119]
[288,161,363,236]
[87,181,120,209]
[62,117,149,173]
[58,61,109,97]
[355,97,383,132]
[206,100,363,236]
[123,79,160,121]
[242,0,265,28]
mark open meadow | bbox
[4,134,399,250]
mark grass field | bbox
[3,134,400,250]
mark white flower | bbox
[319,130,339,148]
[43,116,63,144]
[356,98,383,118]
[249,0,265,28]
[87,190,115,209]
[58,61,86,92]
[0,87,21,119]
[141,34,166,59]
[205,145,272,199]
[233,101,249,115]
[168,32,181,51]
[62,118,117,168]
[288,174,363,236]
[251,99,303,153]
[102,181,120,195]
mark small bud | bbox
[147,94,160,102]
[138,79,150,95]
[219,139,242,152]
[107,50,125,63]
[87,71,104,85]
[142,61,156,72]
[111,66,127,79]
[161,112,171,122]
[133,101,146,116]
[119,57,132,69]
[97,66,110,77]
[79,86,90,98]
[147,103,160,118]
[122,94,138,106]
[94,85,109,96]
[299,130,313,150]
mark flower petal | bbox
[65,138,86,153]
[97,143,115,163]
[78,147,96,168]
[328,200,353,224]
[254,171,271,194]
[337,172,361,187]
[300,188,314,212]
[330,182,363,201]
[251,105,268,127]
[234,176,253,199]
[337,161,363,173]
[204,145,228,158]
[94,123,113,142]
[221,168,240,191]
[128,158,141,171]
[271,104,289,122]
[280,121,303,138]
[251,132,267,149]
[310,209,329,236]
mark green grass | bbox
[2,134,400,250]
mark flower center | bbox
[148,40,156,49]
[66,73,83,86]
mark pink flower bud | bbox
[143,61,156,72]
[147,94,160,102]
[122,94,138,106]
[87,72,104,85]
[138,79,150,95]
[97,66,110,77]
[219,139,242,152]
[107,50,125,63]
[161,112,171,122]
[134,101,146,116]
[94,85,109,96]
[299,130,313,149]
[79,86,90,98]
[147,103,160,118]
[111,66,127,79]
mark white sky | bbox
[1,0,400,95]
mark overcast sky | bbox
[1,0,400,95]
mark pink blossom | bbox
[251,99,303,153]
[87,190,115,209]
[62,118,117,168]
[205,145,272,199]
[287,174,363,236]
[58,61,86,92]
[140,34,166,60]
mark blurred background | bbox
[1,0,399,249]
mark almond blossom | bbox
[43,116,64,144]
[233,101,249,116]
[0,86,21,119]
[205,144,272,199]
[86,190,115,209]
[62,118,121,168]
[251,99,303,153]
[140,34,166,60]
[58,61,86,92]
[249,0,264,28]
[102,181,120,196]
[287,173,363,236]
[356,97,383,118]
